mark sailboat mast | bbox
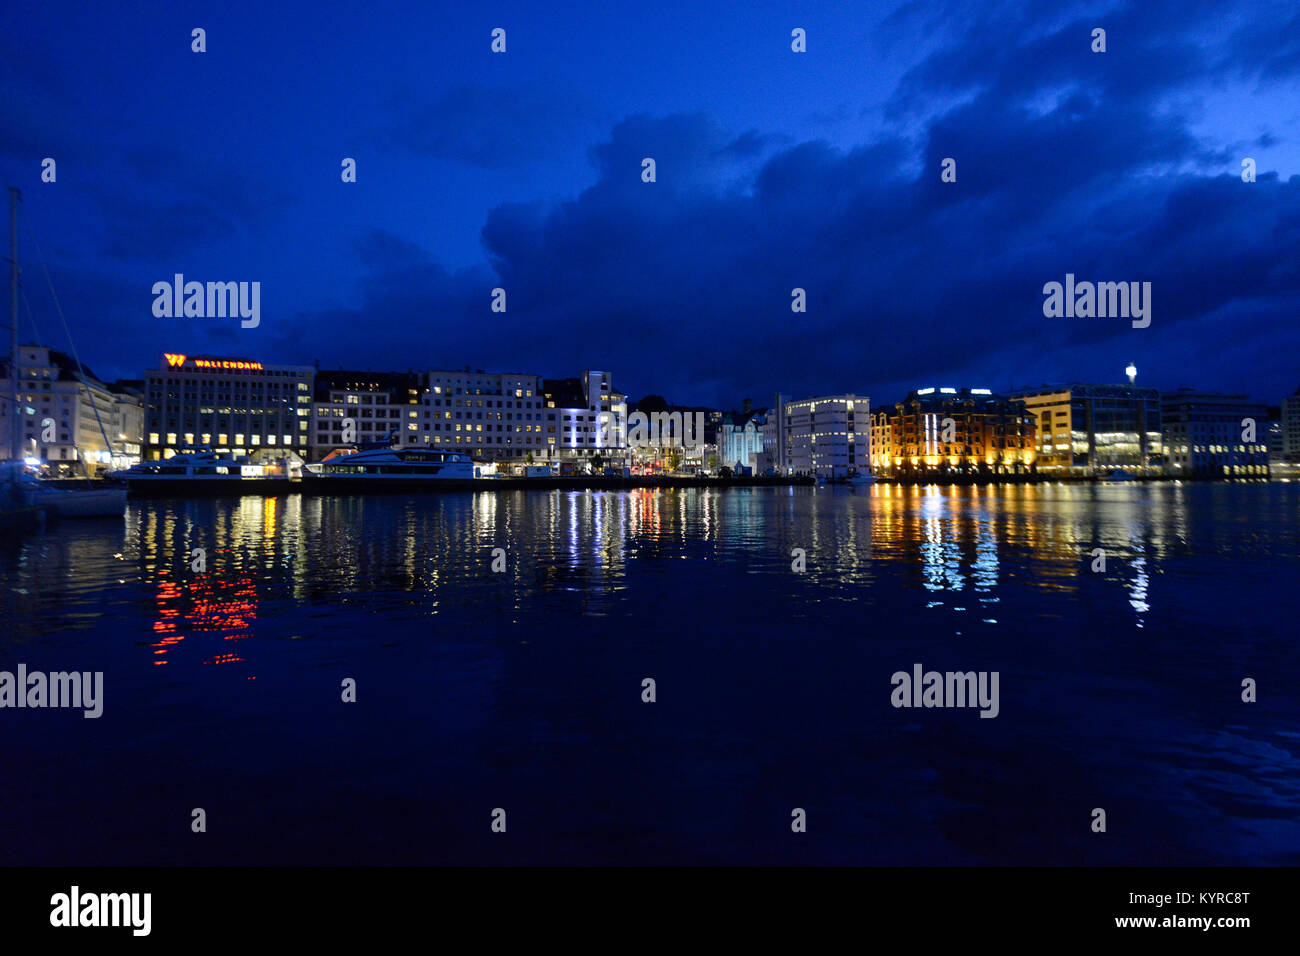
[9,187,19,469]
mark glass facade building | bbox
[1011,383,1163,477]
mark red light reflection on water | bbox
[150,566,259,668]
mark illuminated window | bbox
[235,434,244,445]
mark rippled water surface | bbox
[2,483,1298,864]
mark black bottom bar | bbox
[0,866,1281,942]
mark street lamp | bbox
[1125,363,1137,385]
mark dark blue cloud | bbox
[3,0,1298,406]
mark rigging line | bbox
[28,227,115,466]
[16,286,46,450]
[0,286,45,443]
[18,284,82,465]
[20,284,47,346]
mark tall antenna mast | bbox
[9,187,20,472]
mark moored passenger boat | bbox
[113,446,293,495]
[301,440,487,492]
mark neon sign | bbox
[162,354,264,371]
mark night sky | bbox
[2,0,1298,407]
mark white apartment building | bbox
[0,344,144,475]
[761,393,870,478]
[313,366,628,466]
[543,370,628,468]
[311,369,424,460]
[416,368,550,461]
[110,384,145,468]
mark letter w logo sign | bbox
[164,353,186,368]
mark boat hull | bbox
[300,475,481,494]
[123,477,296,497]
[299,474,818,494]
[34,487,127,517]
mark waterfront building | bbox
[870,387,1035,479]
[1282,387,1300,461]
[672,409,717,473]
[0,344,143,474]
[1010,379,1163,477]
[415,367,548,462]
[108,380,145,469]
[622,403,716,473]
[718,406,766,473]
[1161,388,1270,479]
[1268,410,1300,480]
[312,369,426,460]
[144,353,314,460]
[759,394,870,478]
[542,370,628,470]
[756,392,786,474]
[319,365,627,467]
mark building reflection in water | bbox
[139,497,289,668]
[861,482,1190,624]
[111,483,1201,673]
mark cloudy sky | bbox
[3,0,1298,407]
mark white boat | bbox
[301,440,483,492]
[3,462,120,519]
[23,477,126,518]
[849,472,876,486]
[0,462,124,519]
[115,446,292,495]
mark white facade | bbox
[1,345,143,474]
[718,414,764,472]
[311,371,423,460]
[545,370,627,468]
[762,394,870,478]
[416,369,549,461]
[111,388,145,468]
[312,366,629,467]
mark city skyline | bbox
[9,336,1299,410]
[5,336,1293,483]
